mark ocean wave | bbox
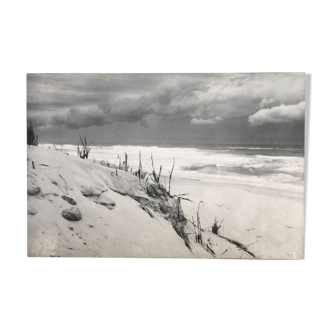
[40,144,304,191]
[182,163,217,171]
[180,162,304,180]
[218,146,304,151]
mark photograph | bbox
[27,73,305,259]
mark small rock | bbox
[27,184,41,196]
[68,227,74,231]
[27,206,37,215]
[61,195,77,205]
[92,195,116,210]
[80,186,102,197]
[62,207,82,221]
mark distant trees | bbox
[27,120,39,146]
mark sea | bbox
[41,143,305,194]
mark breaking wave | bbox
[40,143,305,193]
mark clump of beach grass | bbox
[190,201,203,245]
[211,217,224,236]
[117,152,130,171]
[149,154,174,194]
[123,152,129,171]
[77,135,92,159]
[133,151,149,184]
[150,153,162,186]
[168,159,175,195]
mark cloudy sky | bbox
[27,73,305,146]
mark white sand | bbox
[27,145,304,259]
[172,178,304,259]
[27,146,198,258]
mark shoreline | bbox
[35,144,305,199]
[172,177,304,201]
[171,175,304,260]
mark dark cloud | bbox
[27,73,306,145]
[28,106,108,130]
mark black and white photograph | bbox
[27,73,305,259]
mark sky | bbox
[27,73,306,146]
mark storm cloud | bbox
[52,106,108,129]
[27,73,306,145]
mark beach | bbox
[26,73,306,259]
[172,179,304,259]
[28,144,304,259]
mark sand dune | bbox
[27,145,303,259]
[27,146,239,258]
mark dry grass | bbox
[196,201,203,244]
[211,217,224,235]
[77,135,92,159]
[133,151,149,184]
[168,159,175,195]
[150,153,162,186]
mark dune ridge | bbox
[28,145,254,258]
